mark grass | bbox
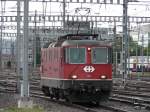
[2,106,45,112]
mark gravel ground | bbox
[0,93,86,112]
[0,93,18,108]
[32,97,87,112]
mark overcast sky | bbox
[1,0,150,16]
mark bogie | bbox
[42,86,50,96]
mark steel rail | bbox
[110,95,150,110]
[113,90,150,98]
[99,104,130,112]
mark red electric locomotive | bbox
[40,34,112,104]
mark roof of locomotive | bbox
[44,34,111,48]
[58,34,98,40]
[61,40,112,47]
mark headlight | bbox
[88,47,91,51]
[100,75,107,79]
[71,75,78,79]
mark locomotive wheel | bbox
[51,88,60,100]
[95,101,100,106]
[42,86,50,96]
[65,97,72,104]
[49,88,54,99]
[55,89,60,100]
[56,95,59,100]
[50,94,54,99]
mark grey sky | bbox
[1,0,150,16]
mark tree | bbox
[129,36,141,56]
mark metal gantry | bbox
[2,15,150,23]
[16,0,21,93]
[0,0,124,4]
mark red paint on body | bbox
[41,46,112,80]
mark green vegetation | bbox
[129,36,150,56]
[3,106,45,112]
[114,35,150,56]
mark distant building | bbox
[128,56,150,68]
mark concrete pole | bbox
[16,0,21,93]
[22,0,29,98]
[18,0,33,108]
[122,0,128,84]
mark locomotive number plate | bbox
[83,66,95,73]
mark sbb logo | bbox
[83,66,95,73]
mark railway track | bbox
[113,78,150,95]
[113,78,150,87]
[0,69,150,112]
[30,91,130,112]
[112,91,150,109]
[0,88,147,112]
[113,90,150,98]
[110,96,150,109]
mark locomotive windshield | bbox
[92,47,108,64]
[65,48,86,64]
